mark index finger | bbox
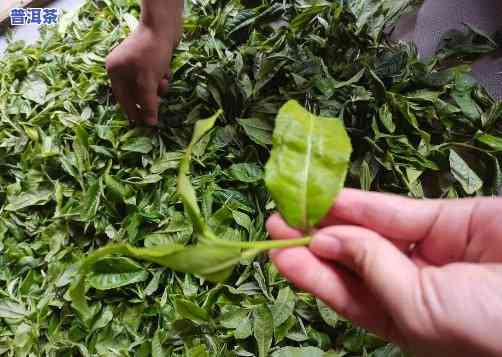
[321,189,443,242]
[110,78,140,123]
[135,81,159,126]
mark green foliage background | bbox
[1,0,501,355]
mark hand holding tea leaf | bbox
[6,0,501,353]
[268,189,502,357]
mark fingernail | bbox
[311,232,341,257]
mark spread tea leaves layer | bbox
[1,0,500,355]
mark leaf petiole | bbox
[206,236,313,251]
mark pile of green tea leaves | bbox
[1,0,501,355]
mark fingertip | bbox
[265,213,283,232]
[124,108,139,125]
[135,87,159,126]
[137,103,159,126]
[158,79,169,96]
[266,213,302,240]
[144,116,159,126]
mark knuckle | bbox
[105,53,121,73]
[105,52,140,77]
[347,237,374,275]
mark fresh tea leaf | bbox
[253,304,274,357]
[5,190,52,211]
[271,287,296,327]
[317,298,339,328]
[265,100,352,229]
[449,149,483,194]
[175,298,210,324]
[477,133,502,151]
[121,137,154,154]
[238,118,274,147]
[1,0,498,354]
[88,257,149,290]
[177,110,222,236]
[230,163,264,183]
[21,76,47,104]
[271,346,329,357]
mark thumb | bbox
[310,226,419,316]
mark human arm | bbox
[267,189,502,357]
[106,0,183,125]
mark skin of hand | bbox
[267,188,502,357]
[105,0,183,126]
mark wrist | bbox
[139,21,181,51]
[139,0,183,49]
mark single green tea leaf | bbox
[121,137,154,154]
[150,152,183,173]
[237,118,273,147]
[229,163,264,183]
[220,305,249,329]
[81,179,101,221]
[175,298,210,324]
[449,149,483,194]
[157,244,242,283]
[271,287,296,327]
[378,104,396,133]
[265,100,352,229]
[232,210,252,232]
[271,346,327,357]
[69,276,101,326]
[5,190,52,211]
[359,160,374,191]
[253,304,273,357]
[177,110,222,236]
[476,133,502,151]
[104,174,131,201]
[122,243,242,283]
[234,315,253,339]
[88,257,149,290]
[151,329,164,357]
[0,300,27,320]
[316,298,339,328]
[274,316,296,343]
[21,76,47,104]
[190,111,223,146]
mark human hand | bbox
[267,189,502,357]
[106,23,177,126]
